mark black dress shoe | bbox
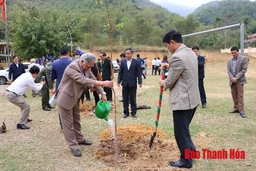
[79,139,92,146]
[240,112,246,118]
[123,115,129,118]
[132,114,137,118]
[17,124,30,130]
[169,160,192,169]
[27,118,33,122]
[47,105,55,109]
[202,103,206,108]
[229,109,239,113]
[72,149,82,157]
[43,107,51,111]
[23,94,27,98]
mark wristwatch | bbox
[102,92,106,95]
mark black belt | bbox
[6,89,19,96]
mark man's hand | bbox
[8,80,12,84]
[110,75,114,80]
[159,80,165,87]
[232,78,238,83]
[41,80,46,86]
[139,84,142,88]
[117,83,121,87]
[50,88,55,94]
[104,80,114,88]
[101,94,107,102]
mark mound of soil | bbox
[95,124,181,170]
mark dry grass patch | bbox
[0,51,256,171]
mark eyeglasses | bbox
[87,64,94,68]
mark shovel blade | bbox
[149,132,156,151]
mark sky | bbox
[150,0,254,8]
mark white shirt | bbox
[7,72,43,95]
[127,58,132,70]
[155,59,162,66]
[152,59,156,66]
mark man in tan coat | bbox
[56,53,113,157]
[227,46,248,118]
[159,30,200,169]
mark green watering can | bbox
[95,100,111,121]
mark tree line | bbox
[0,0,256,60]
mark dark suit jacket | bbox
[198,55,205,79]
[8,62,25,81]
[101,58,113,81]
[118,58,142,87]
[50,57,72,91]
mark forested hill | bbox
[193,0,256,26]
[1,0,256,59]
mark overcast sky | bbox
[150,0,254,8]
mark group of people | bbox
[5,29,248,169]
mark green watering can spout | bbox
[95,100,111,121]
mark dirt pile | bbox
[95,124,183,170]
[79,101,95,118]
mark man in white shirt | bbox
[5,66,45,130]
[155,57,162,75]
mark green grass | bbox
[0,59,256,170]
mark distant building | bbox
[0,42,14,66]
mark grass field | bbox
[0,52,256,171]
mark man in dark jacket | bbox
[118,48,142,118]
[8,56,25,83]
[8,55,27,97]
[35,62,55,111]
[192,46,207,108]
[100,52,114,102]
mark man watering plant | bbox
[56,53,113,157]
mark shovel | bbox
[149,69,166,152]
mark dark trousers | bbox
[104,87,112,101]
[173,107,197,166]
[41,86,50,108]
[93,91,100,106]
[155,66,160,75]
[123,86,137,116]
[152,65,155,75]
[85,87,90,101]
[199,79,206,104]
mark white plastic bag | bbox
[49,94,57,107]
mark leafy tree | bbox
[96,0,123,58]
[8,1,82,60]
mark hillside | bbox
[193,0,256,26]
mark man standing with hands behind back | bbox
[118,48,142,118]
[227,46,248,118]
[159,30,200,169]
